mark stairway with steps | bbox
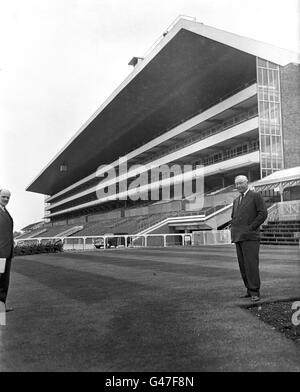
[260,220,300,246]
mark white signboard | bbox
[0,258,6,273]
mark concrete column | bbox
[222,177,225,188]
[248,169,251,182]
[280,190,284,202]
[279,184,284,202]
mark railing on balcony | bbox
[146,107,258,165]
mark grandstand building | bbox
[26,18,300,239]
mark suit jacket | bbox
[0,207,14,259]
[231,190,268,243]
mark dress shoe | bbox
[239,293,251,298]
[251,296,260,302]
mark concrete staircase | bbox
[260,220,300,246]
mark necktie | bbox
[239,193,244,205]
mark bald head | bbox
[234,175,248,194]
[0,189,11,208]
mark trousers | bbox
[0,258,12,303]
[235,241,260,296]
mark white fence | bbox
[193,230,231,245]
[15,230,232,251]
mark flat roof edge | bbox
[179,19,300,66]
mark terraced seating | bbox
[73,215,152,236]
[38,225,83,238]
[111,216,148,234]
[44,203,231,238]
[135,211,179,233]
[135,205,228,233]
[16,228,47,240]
[261,220,300,246]
[71,218,120,237]
[19,185,234,239]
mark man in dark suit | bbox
[0,189,14,312]
[231,176,268,302]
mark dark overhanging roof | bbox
[27,24,261,196]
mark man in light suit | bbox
[231,176,268,302]
[0,189,14,311]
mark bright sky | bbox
[0,0,299,231]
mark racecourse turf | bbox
[1,245,300,372]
